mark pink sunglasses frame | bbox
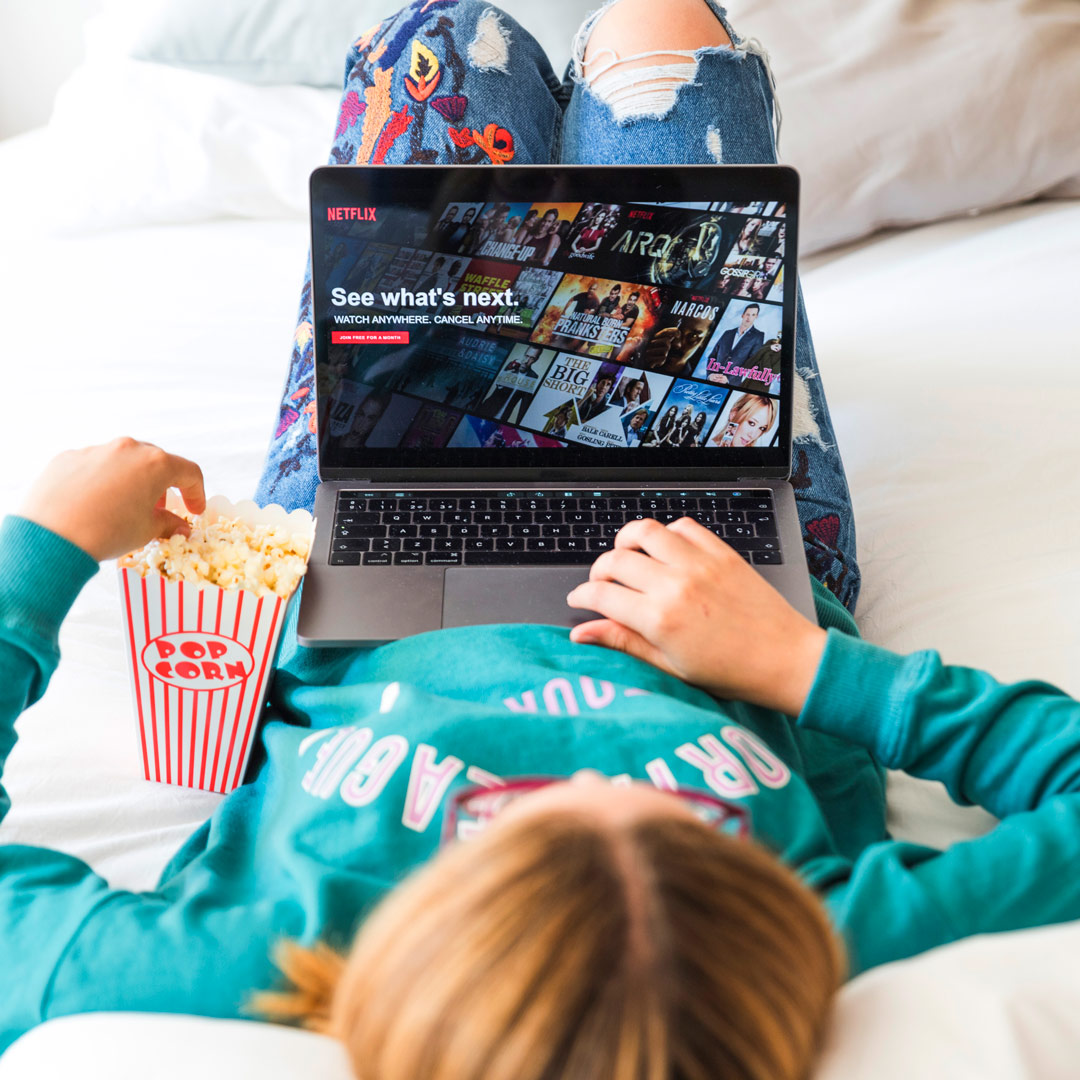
[440,775,750,846]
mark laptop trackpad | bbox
[442,567,598,628]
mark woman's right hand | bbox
[566,516,827,716]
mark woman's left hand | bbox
[566,516,827,716]
[19,437,206,562]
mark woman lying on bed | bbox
[3,0,1080,1076]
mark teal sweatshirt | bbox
[2,514,1080,1050]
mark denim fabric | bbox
[254,0,861,610]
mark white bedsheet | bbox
[2,125,1079,881]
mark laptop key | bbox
[465,551,590,566]
[362,552,392,566]
[336,525,386,538]
[536,511,563,523]
[572,524,601,537]
[449,525,479,538]
[329,552,361,566]
[715,511,745,523]
[419,525,449,537]
[336,513,380,525]
[590,538,614,551]
[505,511,533,524]
[567,511,594,523]
[433,538,458,551]
[332,539,371,552]
[750,513,777,536]
[730,497,773,511]
[727,537,779,552]
[427,551,464,565]
[726,524,756,539]
[389,525,418,537]
[752,550,783,565]
[372,538,402,552]
[394,553,424,566]
[465,538,494,550]
[403,538,432,551]
[542,524,570,537]
[527,537,557,550]
[476,511,502,524]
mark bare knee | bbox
[582,0,732,79]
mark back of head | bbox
[259,810,843,1080]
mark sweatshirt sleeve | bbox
[0,517,299,1051]
[799,628,1080,816]
[797,627,1080,974]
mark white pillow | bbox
[38,59,339,232]
[732,0,1080,252]
[82,0,1080,250]
[5,922,1080,1080]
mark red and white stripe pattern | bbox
[118,567,289,794]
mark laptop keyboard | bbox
[329,489,782,568]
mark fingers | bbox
[588,547,670,592]
[663,515,732,557]
[612,517,699,565]
[159,452,206,515]
[152,508,192,542]
[569,618,672,673]
[566,578,648,631]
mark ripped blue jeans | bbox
[255,0,861,611]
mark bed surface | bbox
[1,101,1079,1074]
[3,125,1077,876]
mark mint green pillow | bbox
[125,0,591,86]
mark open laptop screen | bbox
[310,165,798,479]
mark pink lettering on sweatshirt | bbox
[722,726,791,789]
[402,744,465,832]
[340,735,410,807]
[676,734,759,798]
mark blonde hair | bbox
[729,393,777,434]
[254,807,844,1080]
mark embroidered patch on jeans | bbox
[356,66,394,164]
[468,8,511,72]
[431,94,468,121]
[448,122,515,163]
[405,39,442,101]
[335,91,367,138]
[373,105,415,164]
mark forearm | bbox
[0,516,99,822]
[799,629,1080,817]
[823,794,1080,976]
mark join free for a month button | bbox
[331,330,410,345]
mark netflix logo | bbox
[327,206,378,221]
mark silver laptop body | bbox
[299,165,814,645]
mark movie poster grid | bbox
[320,196,789,451]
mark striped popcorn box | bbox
[117,495,314,794]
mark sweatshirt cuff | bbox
[796,627,914,764]
[0,516,100,652]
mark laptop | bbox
[299,164,813,645]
